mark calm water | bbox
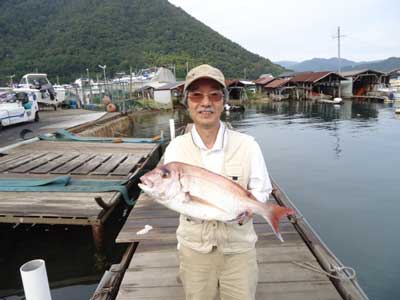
[228,101,400,300]
[2,100,399,299]
[136,100,400,299]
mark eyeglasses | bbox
[188,90,224,103]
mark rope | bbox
[292,261,357,281]
[90,287,112,300]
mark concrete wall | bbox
[78,115,133,137]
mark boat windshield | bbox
[20,75,50,87]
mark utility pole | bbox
[333,26,346,98]
[333,26,346,74]
[9,74,15,88]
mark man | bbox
[164,64,272,300]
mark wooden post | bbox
[92,224,105,251]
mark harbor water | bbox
[1,100,399,299]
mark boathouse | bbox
[153,81,184,107]
[254,75,275,93]
[264,78,292,100]
[225,80,250,102]
[289,71,347,100]
[340,69,384,96]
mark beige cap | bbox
[184,64,226,92]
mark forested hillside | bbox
[0,0,285,84]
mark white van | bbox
[0,91,39,129]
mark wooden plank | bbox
[0,151,29,164]
[0,191,118,218]
[31,153,81,174]
[121,261,331,289]
[9,153,63,173]
[71,154,112,175]
[124,245,316,270]
[117,281,341,300]
[51,153,95,174]
[111,155,143,176]
[91,154,127,175]
[11,141,156,154]
[0,152,47,172]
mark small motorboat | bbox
[318,97,343,104]
[224,103,245,112]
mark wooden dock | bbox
[0,139,161,227]
[101,186,367,300]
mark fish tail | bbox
[261,202,295,242]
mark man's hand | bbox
[237,209,254,226]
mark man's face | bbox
[187,78,224,130]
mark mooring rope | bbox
[292,261,357,281]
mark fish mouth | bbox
[139,176,153,188]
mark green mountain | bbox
[276,57,400,73]
[0,0,285,85]
[341,57,400,72]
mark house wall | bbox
[154,90,172,105]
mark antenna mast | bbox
[333,26,346,98]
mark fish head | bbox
[139,164,182,202]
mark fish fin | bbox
[262,202,295,242]
[187,193,227,213]
[227,209,253,225]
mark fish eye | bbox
[160,168,170,178]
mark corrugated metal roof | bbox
[155,81,184,90]
[265,78,291,88]
[290,71,347,83]
[254,76,274,85]
[341,69,384,77]
[290,71,331,83]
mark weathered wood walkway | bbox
[113,192,343,300]
[0,140,160,226]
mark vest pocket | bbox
[225,164,243,184]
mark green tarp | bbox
[0,175,134,205]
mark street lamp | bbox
[86,68,93,103]
[98,65,107,95]
[98,65,107,83]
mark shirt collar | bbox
[191,121,227,151]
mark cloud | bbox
[169,0,400,62]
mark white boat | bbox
[14,73,61,110]
[0,91,39,129]
[318,97,343,104]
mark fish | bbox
[138,162,295,242]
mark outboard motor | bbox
[40,83,57,100]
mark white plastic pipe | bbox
[20,259,52,300]
[169,119,175,140]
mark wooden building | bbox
[254,76,275,93]
[289,72,347,99]
[340,69,384,96]
[264,78,292,100]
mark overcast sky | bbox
[168,0,399,63]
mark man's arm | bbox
[248,139,272,203]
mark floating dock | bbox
[0,139,161,228]
[94,184,368,300]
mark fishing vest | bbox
[173,128,258,254]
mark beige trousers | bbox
[178,244,258,300]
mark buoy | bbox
[106,103,117,112]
